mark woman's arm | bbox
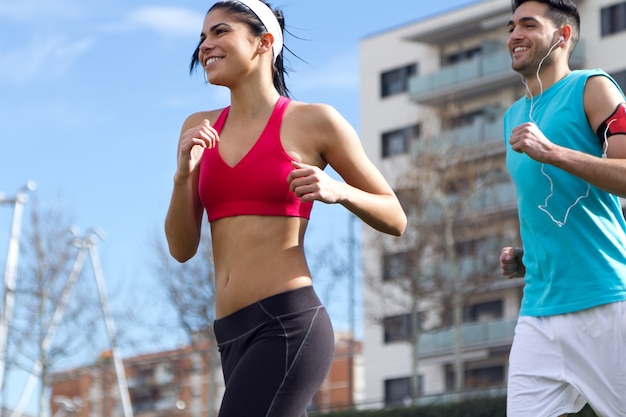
[287,103,407,236]
[165,113,220,261]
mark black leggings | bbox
[214,286,335,417]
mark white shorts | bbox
[507,301,626,417]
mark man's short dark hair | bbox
[512,0,580,48]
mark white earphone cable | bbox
[522,37,591,227]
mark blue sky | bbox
[0,0,481,412]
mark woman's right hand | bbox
[176,119,219,181]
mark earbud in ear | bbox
[558,36,564,43]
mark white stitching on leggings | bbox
[265,305,323,417]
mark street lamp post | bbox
[0,181,36,394]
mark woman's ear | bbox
[258,32,274,56]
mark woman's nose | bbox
[200,38,214,53]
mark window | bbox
[383,313,419,343]
[382,250,413,281]
[444,46,482,65]
[455,237,492,257]
[446,364,505,391]
[447,109,484,129]
[601,2,626,36]
[465,366,505,389]
[463,300,503,322]
[382,125,420,158]
[384,377,414,407]
[133,368,154,386]
[610,69,626,92]
[381,63,417,97]
[132,390,160,413]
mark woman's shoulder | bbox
[282,99,357,159]
[181,108,227,129]
[285,100,346,130]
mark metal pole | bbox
[348,214,356,409]
[0,181,35,393]
[83,231,134,417]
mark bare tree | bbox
[365,178,442,403]
[410,136,507,396]
[152,229,220,417]
[5,201,101,417]
[365,109,513,403]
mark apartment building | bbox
[359,0,626,408]
[49,333,362,416]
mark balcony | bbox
[419,181,517,223]
[417,318,517,357]
[469,182,517,215]
[127,370,174,389]
[411,112,505,157]
[434,246,501,277]
[409,43,585,105]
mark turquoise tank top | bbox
[504,69,626,316]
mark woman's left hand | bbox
[287,161,345,204]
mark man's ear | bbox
[560,24,573,44]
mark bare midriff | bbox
[209,215,312,318]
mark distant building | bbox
[51,342,217,417]
[311,333,364,413]
[50,332,362,416]
[1,408,33,417]
[358,0,626,409]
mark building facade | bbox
[359,0,626,408]
[49,333,362,416]
[50,344,218,417]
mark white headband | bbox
[236,0,283,63]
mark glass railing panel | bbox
[427,115,504,150]
[481,49,512,76]
[411,181,516,222]
[418,318,517,353]
[409,43,585,99]
[441,122,482,147]
[469,182,517,211]
[409,74,434,96]
[484,117,504,141]
[456,58,482,83]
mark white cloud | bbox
[108,6,205,37]
[0,36,94,84]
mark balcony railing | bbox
[468,182,517,214]
[418,318,517,355]
[418,181,517,222]
[415,386,507,407]
[409,42,584,104]
[433,255,499,283]
[411,114,504,157]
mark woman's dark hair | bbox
[190,1,290,97]
[512,0,580,49]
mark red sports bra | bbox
[198,96,314,222]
